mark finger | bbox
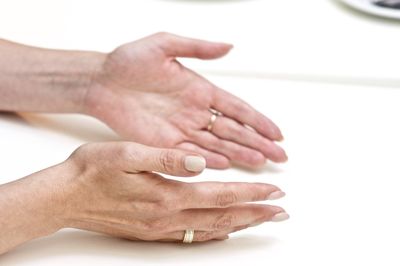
[117,142,206,177]
[181,182,286,209]
[168,224,250,243]
[188,130,266,168]
[175,142,230,169]
[211,115,288,162]
[168,204,287,231]
[153,32,233,59]
[212,88,284,141]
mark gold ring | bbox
[183,229,194,243]
[207,109,222,132]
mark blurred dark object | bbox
[373,0,400,9]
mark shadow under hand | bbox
[232,162,285,175]
[0,112,31,126]
[0,112,119,143]
[18,113,120,143]
[0,230,277,265]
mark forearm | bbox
[0,162,71,255]
[0,39,105,113]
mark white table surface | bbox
[1,0,400,265]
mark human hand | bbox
[86,32,288,169]
[61,142,288,242]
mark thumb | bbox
[153,32,233,59]
[122,143,206,177]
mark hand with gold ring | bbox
[86,32,288,169]
[0,142,289,253]
[64,143,289,243]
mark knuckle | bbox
[153,197,180,215]
[67,143,103,174]
[147,218,171,233]
[213,213,234,230]
[162,199,181,213]
[158,150,178,172]
[216,190,238,207]
[153,201,171,215]
[68,143,94,161]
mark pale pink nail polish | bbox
[184,156,206,172]
[271,212,290,222]
[267,191,286,200]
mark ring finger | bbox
[210,115,287,163]
[164,224,250,242]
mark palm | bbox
[108,81,214,148]
[89,33,287,169]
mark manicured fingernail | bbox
[267,191,286,200]
[271,212,290,222]
[184,156,206,172]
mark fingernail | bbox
[267,191,286,200]
[184,156,206,172]
[223,43,234,49]
[271,212,290,222]
[272,127,284,141]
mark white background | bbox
[1,0,400,265]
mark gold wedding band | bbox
[183,229,195,244]
[207,109,222,132]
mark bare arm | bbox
[0,34,287,169]
[0,163,69,254]
[0,39,104,113]
[0,142,288,255]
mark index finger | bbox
[212,88,284,141]
[181,182,285,209]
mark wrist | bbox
[25,161,76,233]
[45,158,86,230]
[16,160,82,232]
[83,60,125,124]
[58,50,107,114]
[0,160,78,253]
